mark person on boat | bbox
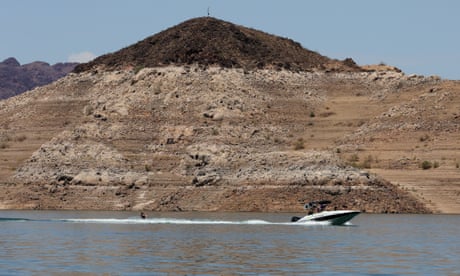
[140,212,147,219]
[318,203,326,213]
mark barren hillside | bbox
[1,17,458,213]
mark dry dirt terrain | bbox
[0,17,458,213]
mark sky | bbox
[1,0,460,79]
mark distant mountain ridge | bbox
[0,57,77,99]
[74,17,360,73]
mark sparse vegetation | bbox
[346,154,360,168]
[419,134,430,142]
[347,154,374,169]
[348,154,359,163]
[421,160,432,170]
[319,111,336,118]
[419,160,439,170]
[361,155,373,169]
[293,138,305,150]
[14,135,27,142]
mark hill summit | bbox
[74,17,359,72]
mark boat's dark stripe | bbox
[312,212,359,222]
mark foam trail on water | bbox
[59,218,329,226]
[58,218,327,226]
[61,218,274,225]
[0,217,31,222]
[1,217,331,226]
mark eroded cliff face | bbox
[0,66,437,213]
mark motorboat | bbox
[291,210,360,225]
[291,200,360,225]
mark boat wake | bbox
[60,218,305,225]
[1,217,331,226]
[61,217,337,226]
[0,217,32,222]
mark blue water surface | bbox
[0,211,459,275]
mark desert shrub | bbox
[348,154,359,162]
[14,135,27,142]
[319,111,336,118]
[361,155,373,169]
[0,142,8,149]
[419,134,430,142]
[294,138,305,150]
[346,154,360,168]
[421,160,432,170]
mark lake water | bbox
[0,211,459,275]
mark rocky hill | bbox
[1,17,458,213]
[74,17,359,73]
[0,57,77,99]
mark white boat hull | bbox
[295,210,360,225]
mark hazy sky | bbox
[2,0,459,79]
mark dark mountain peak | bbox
[74,17,360,73]
[2,57,20,67]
